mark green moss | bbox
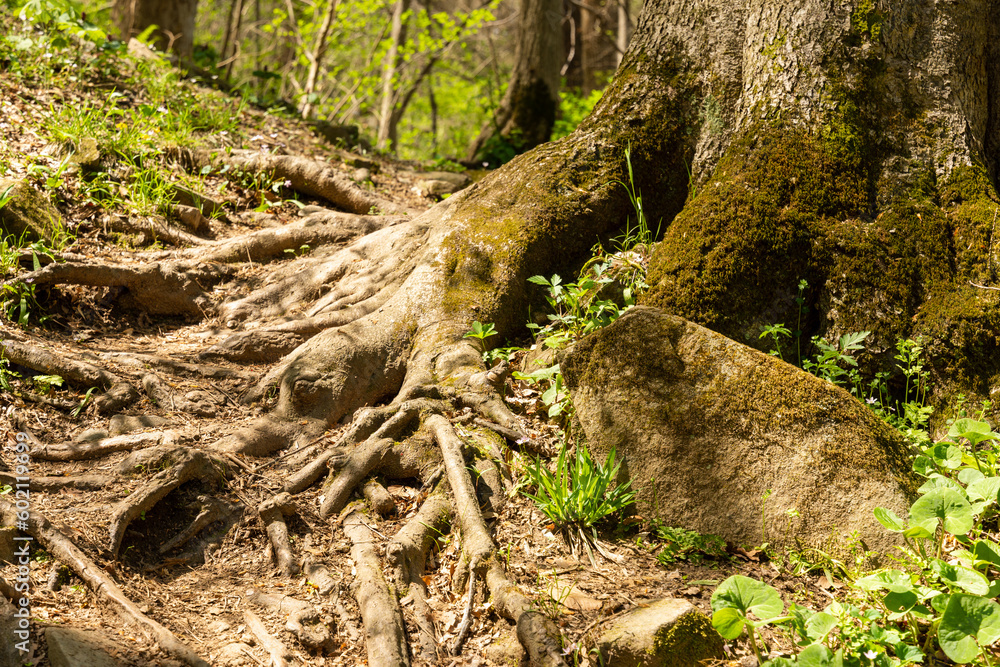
[649,611,724,667]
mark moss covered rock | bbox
[592,597,723,667]
[0,178,63,243]
[562,306,918,553]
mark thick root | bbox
[19,259,231,316]
[180,148,409,215]
[109,447,231,556]
[386,482,451,662]
[31,430,177,461]
[243,609,294,667]
[343,508,411,667]
[257,492,299,576]
[319,407,417,518]
[0,499,210,667]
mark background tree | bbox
[464,0,563,164]
[114,0,199,56]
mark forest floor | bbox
[0,40,839,667]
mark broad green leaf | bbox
[975,540,1000,568]
[931,560,991,595]
[912,455,935,477]
[874,507,906,532]
[894,642,923,663]
[939,594,1000,663]
[967,477,1000,505]
[711,606,745,640]
[918,474,963,494]
[884,590,919,613]
[930,443,963,469]
[949,419,1000,446]
[710,575,783,620]
[910,487,974,536]
[903,521,936,539]
[959,468,987,485]
[797,643,835,667]
[856,570,913,593]
[803,612,838,642]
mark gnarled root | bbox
[18,259,231,317]
[257,492,299,576]
[319,407,418,518]
[343,508,411,667]
[386,482,451,662]
[177,147,408,215]
[0,499,210,667]
[0,338,139,415]
[109,447,232,556]
[31,430,177,462]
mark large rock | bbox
[592,598,723,667]
[561,306,918,553]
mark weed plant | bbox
[521,440,636,565]
[713,418,1000,666]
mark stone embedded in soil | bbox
[0,525,16,563]
[45,626,126,667]
[1,595,27,666]
[108,415,172,437]
[0,178,64,242]
[562,306,917,554]
[592,597,724,667]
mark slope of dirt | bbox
[0,45,838,667]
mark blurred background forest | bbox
[39,0,639,163]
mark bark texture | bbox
[114,0,199,57]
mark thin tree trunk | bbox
[376,0,412,151]
[223,0,245,81]
[300,0,339,119]
[615,0,628,67]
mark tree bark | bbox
[465,0,564,165]
[114,0,198,58]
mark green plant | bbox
[72,387,96,417]
[31,373,63,394]
[283,244,311,258]
[711,575,786,664]
[512,364,572,420]
[802,330,870,391]
[0,353,20,392]
[521,440,636,564]
[463,320,498,360]
[1,280,48,327]
[760,323,792,361]
[651,524,728,565]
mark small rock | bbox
[593,597,724,667]
[68,137,102,171]
[46,626,125,667]
[207,619,232,634]
[108,414,171,436]
[73,428,108,443]
[352,167,372,183]
[169,183,224,217]
[342,155,378,171]
[482,629,523,665]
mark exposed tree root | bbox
[0,499,210,667]
[319,407,418,518]
[386,483,451,662]
[257,492,299,576]
[362,479,394,515]
[159,495,241,555]
[430,413,568,665]
[31,430,177,461]
[177,148,408,216]
[302,560,338,596]
[109,447,232,556]
[343,508,411,667]
[103,212,211,247]
[246,588,334,651]
[243,609,294,667]
[97,351,250,381]
[282,445,346,494]
[19,259,232,316]
[0,338,140,415]
[0,470,111,490]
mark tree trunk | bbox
[114,0,198,58]
[376,0,411,151]
[464,0,564,165]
